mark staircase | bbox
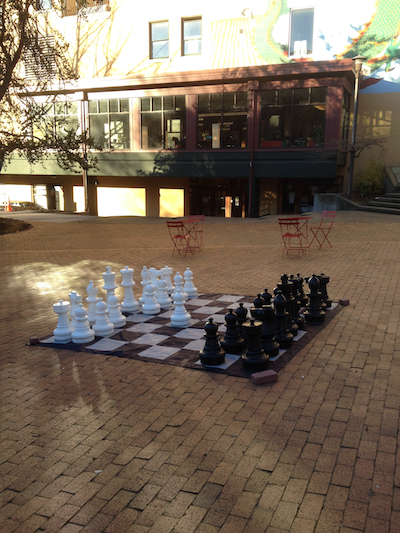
[358,192,400,216]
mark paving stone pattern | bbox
[1,211,400,532]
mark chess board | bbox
[38,293,341,378]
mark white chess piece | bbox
[102,265,117,303]
[86,280,100,325]
[161,265,174,295]
[92,300,114,336]
[139,266,150,307]
[53,300,74,342]
[148,267,162,290]
[183,267,198,299]
[108,294,127,328]
[170,291,191,327]
[72,304,95,344]
[173,272,188,302]
[120,266,140,313]
[69,290,82,328]
[156,277,172,310]
[142,283,161,315]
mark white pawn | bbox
[69,290,82,328]
[53,300,74,342]
[120,266,140,313]
[184,267,198,299]
[86,280,100,325]
[139,266,150,307]
[173,272,188,302]
[108,294,127,328]
[156,277,173,310]
[171,291,191,328]
[102,265,117,302]
[142,283,161,315]
[72,304,95,344]
[92,299,114,336]
[162,265,174,295]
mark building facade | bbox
[1,0,400,217]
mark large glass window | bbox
[197,92,248,149]
[289,8,314,57]
[140,96,186,149]
[259,87,326,148]
[150,21,169,59]
[32,100,79,139]
[89,99,130,150]
[182,18,202,56]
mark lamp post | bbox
[347,55,366,200]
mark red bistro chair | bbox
[278,217,310,256]
[166,220,194,256]
[186,215,204,251]
[308,211,336,249]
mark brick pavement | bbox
[1,210,400,532]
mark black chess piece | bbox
[296,273,308,307]
[274,290,294,348]
[261,289,273,305]
[304,275,326,324]
[241,318,269,371]
[317,273,332,308]
[277,274,298,337]
[289,274,305,329]
[220,309,246,354]
[235,302,248,337]
[200,318,225,365]
[250,304,279,358]
[253,294,265,309]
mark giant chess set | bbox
[37,265,340,378]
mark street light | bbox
[347,55,366,199]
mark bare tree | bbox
[0,0,97,171]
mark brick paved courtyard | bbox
[1,210,400,532]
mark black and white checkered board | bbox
[39,293,340,378]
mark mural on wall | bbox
[209,0,400,93]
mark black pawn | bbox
[253,294,265,309]
[274,290,294,348]
[296,273,308,307]
[304,275,326,324]
[235,303,248,337]
[241,318,269,371]
[200,318,225,365]
[220,309,246,355]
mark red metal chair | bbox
[186,215,204,251]
[278,217,310,256]
[166,220,194,256]
[308,211,336,249]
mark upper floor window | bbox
[141,96,186,149]
[259,87,326,148]
[24,35,56,80]
[289,8,314,57]
[150,21,169,59]
[60,0,110,17]
[197,92,248,149]
[182,17,202,56]
[89,99,130,150]
[32,101,79,140]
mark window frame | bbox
[289,7,314,58]
[182,17,202,56]
[149,20,169,60]
[88,98,131,151]
[140,95,186,150]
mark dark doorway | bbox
[190,178,247,217]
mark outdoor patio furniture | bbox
[278,216,311,255]
[308,211,336,249]
[166,220,194,256]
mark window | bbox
[32,101,79,140]
[24,35,56,80]
[150,21,169,59]
[259,87,326,148]
[182,17,202,56]
[289,8,314,57]
[140,96,186,149]
[89,99,130,150]
[37,0,52,9]
[197,92,248,149]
